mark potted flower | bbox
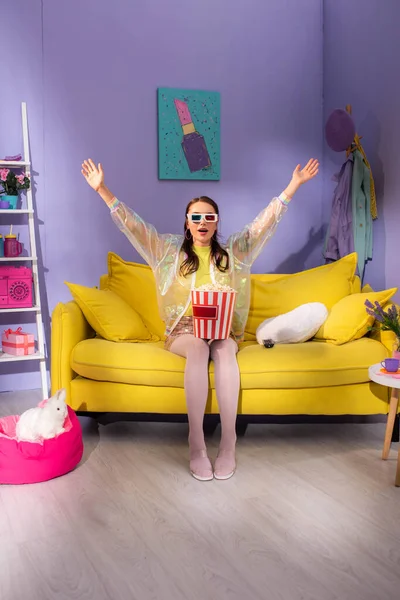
[365,299,400,358]
[0,168,31,209]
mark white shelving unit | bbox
[1,306,41,313]
[0,256,37,262]
[0,209,33,215]
[0,102,48,399]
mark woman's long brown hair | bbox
[180,196,230,277]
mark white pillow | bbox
[256,303,328,346]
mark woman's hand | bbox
[283,158,319,200]
[81,159,104,192]
[81,158,116,206]
[292,158,319,186]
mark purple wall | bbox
[1,0,323,391]
[0,1,45,392]
[323,0,400,301]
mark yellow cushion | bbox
[71,335,387,389]
[245,252,358,338]
[65,282,156,343]
[315,287,398,344]
[352,275,362,294]
[237,337,387,389]
[105,252,165,340]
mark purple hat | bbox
[325,109,356,152]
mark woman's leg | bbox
[210,338,240,479]
[168,334,212,480]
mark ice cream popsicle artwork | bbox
[174,99,212,173]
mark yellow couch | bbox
[51,252,398,419]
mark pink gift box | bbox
[2,327,35,356]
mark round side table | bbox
[369,363,400,487]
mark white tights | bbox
[169,334,240,477]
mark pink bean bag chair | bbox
[0,402,83,485]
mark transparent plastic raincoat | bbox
[110,197,288,341]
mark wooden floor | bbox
[1,390,400,600]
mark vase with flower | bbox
[0,168,30,209]
[365,299,400,359]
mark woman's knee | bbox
[210,338,238,362]
[186,337,210,362]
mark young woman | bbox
[82,158,319,481]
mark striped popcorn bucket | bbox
[191,290,236,340]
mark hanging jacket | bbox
[352,149,373,280]
[109,196,288,341]
[324,154,355,262]
[351,135,377,220]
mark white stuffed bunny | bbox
[256,303,328,346]
[16,388,68,442]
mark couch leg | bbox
[76,411,106,419]
[392,414,400,443]
[236,418,248,437]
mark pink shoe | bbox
[214,449,236,480]
[189,449,213,481]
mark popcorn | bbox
[194,283,236,293]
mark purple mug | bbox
[381,358,400,372]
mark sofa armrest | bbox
[369,301,400,355]
[51,301,94,397]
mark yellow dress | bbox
[184,245,212,316]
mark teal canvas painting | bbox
[157,87,220,180]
